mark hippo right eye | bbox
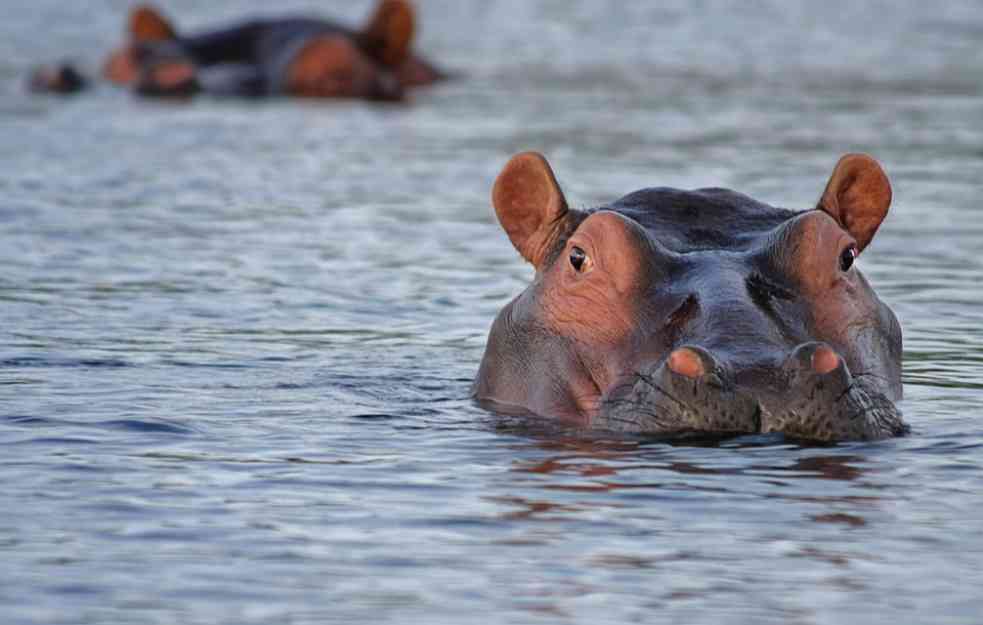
[839,245,857,272]
[569,246,589,272]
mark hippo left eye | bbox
[569,246,591,273]
[839,245,857,272]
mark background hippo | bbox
[31,1,446,100]
[475,152,908,442]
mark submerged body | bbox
[475,152,907,442]
[32,1,446,101]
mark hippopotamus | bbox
[30,1,446,101]
[474,152,908,442]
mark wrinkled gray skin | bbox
[474,152,907,442]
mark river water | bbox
[2,1,982,623]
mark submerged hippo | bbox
[475,152,907,442]
[31,1,446,101]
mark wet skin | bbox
[474,152,908,442]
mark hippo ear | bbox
[817,153,892,253]
[493,152,579,269]
[129,5,178,43]
[360,0,415,67]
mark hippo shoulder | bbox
[603,187,798,253]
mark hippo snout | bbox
[596,343,907,442]
[597,346,761,437]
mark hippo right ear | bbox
[360,0,415,67]
[129,5,178,43]
[493,152,581,269]
[818,154,892,253]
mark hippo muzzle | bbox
[597,343,907,441]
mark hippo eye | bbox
[839,245,857,272]
[569,246,589,272]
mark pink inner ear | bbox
[819,154,892,252]
[492,152,569,267]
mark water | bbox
[2,1,982,623]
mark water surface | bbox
[2,1,982,623]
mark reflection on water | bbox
[478,436,904,618]
[1,0,983,624]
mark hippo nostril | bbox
[785,342,850,387]
[811,345,841,375]
[665,345,726,385]
[667,347,705,379]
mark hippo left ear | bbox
[817,153,892,253]
[493,152,581,269]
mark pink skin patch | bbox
[103,46,139,84]
[150,61,195,89]
[285,35,380,99]
[668,347,706,379]
[811,345,841,375]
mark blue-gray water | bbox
[2,1,982,623]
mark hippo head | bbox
[474,152,907,442]
[101,3,409,101]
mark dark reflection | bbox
[491,419,878,528]
[810,513,867,528]
[783,455,866,481]
[484,496,582,521]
